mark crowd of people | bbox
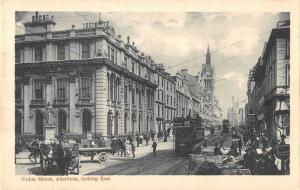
[109,130,170,159]
[211,127,289,174]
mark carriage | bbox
[40,142,80,175]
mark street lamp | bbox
[108,109,114,140]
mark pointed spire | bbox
[206,43,211,65]
[207,43,210,54]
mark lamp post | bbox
[108,109,114,140]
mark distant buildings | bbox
[246,18,290,143]
[227,97,242,127]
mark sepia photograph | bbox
[14,11,291,176]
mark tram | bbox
[173,114,204,155]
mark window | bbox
[157,90,160,101]
[167,81,169,90]
[114,78,118,100]
[286,39,290,59]
[167,95,169,104]
[111,48,115,63]
[34,47,43,61]
[286,64,290,87]
[81,78,92,99]
[124,86,128,103]
[158,105,160,117]
[132,61,135,74]
[138,90,142,106]
[57,44,65,60]
[132,89,135,105]
[15,47,20,63]
[107,46,111,60]
[82,42,90,58]
[110,75,114,100]
[34,80,44,99]
[138,65,141,77]
[57,79,68,99]
[124,57,128,69]
[15,82,22,100]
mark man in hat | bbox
[152,139,157,157]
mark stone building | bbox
[173,71,191,118]
[15,12,157,140]
[246,18,290,143]
[154,64,176,132]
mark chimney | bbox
[181,69,188,75]
[132,42,135,46]
[127,36,130,44]
[35,11,38,22]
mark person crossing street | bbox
[152,139,157,157]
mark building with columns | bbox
[154,64,176,133]
[15,12,157,140]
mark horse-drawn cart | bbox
[39,142,80,175]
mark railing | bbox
[15,35,25,42]
[79,99,91,104]
[53,99,69,106]
[15,99,24,106]
[75,29,96,37]
[30,99,46,106]
[52,31,70,39]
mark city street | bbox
[16,130,232,175]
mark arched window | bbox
[114,112,118,135]
[114,77,118,101]
[82,110,91,133]
[132,113,136,133]
[107,74,110,98]
[15,111,22,136]
[146,115,149,132]
[35,110,44,136]
[110,75,114,100]
[57,110,67,133]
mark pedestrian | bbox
[238,138,243,156]
[139,134,143,145]
[219,136,225,150]
[146,133,149,146]
[136,134,140,147]
[120,138,126,157]
[203,136,208,148]
[130,141,136,158]
[152,139,157,156]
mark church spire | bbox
[206,44,211,65]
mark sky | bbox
[16,11,284,118]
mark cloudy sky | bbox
[16,12,284,118]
